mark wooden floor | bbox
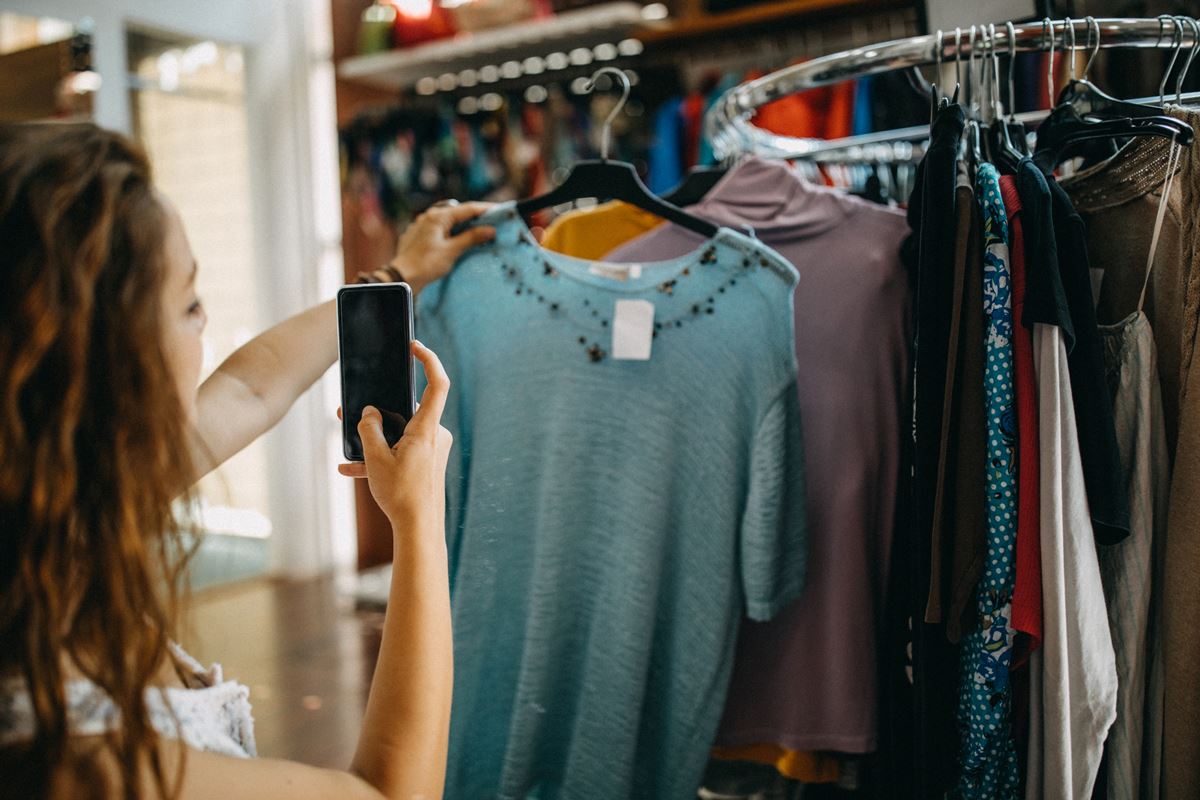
[180,573,384,768]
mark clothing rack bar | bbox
[771,89,1200,163]
[710,17,1200,160]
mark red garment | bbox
[681,91,705,169]
[750,63,856,140]
[1000,175,1043,663]
[1035,54,1052,111]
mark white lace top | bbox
[0,642,256,758]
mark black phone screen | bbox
[337,284,415,461]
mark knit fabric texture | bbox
[416,202,809,799]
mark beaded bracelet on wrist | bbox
[355,264,405,284]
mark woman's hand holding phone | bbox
[341,341,455,798]
[338,341,453,533]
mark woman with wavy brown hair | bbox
[0,122,495,799]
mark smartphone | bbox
[337,283,416,462]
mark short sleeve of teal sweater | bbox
[414,202,807,800]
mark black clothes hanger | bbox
[662,166,728,207]
[516,68,719,239]
[1034,17,1194,172]
[961,25,986,177]
[985,23,1024,173]
[1056,18,1190,122]
[1034,109,1192,171]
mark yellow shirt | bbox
[540,201,664,259]
[710,744,841,784]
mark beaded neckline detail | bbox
[476,206,785,362]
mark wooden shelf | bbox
[337,2,659,91]
[638,0,907,45]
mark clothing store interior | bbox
[2,0,1200,797]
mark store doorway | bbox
[127,29,272,589]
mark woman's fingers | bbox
[407,341,450,437]
[338,462,368,478]
[357,406,394,464]
[438,201,492,224]
[449,225,495,254]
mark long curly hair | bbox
[0,122,197,798]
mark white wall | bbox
[0,0,356,576]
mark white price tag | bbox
[611,299,655,361]
[588,263,643,281]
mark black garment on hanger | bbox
[1041,177,1132,545]
[1015,160,1073,345]
[882,101,964,800]
[1014,158,1130,545]
[1034,103,1193,173]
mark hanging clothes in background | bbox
[1082,121,1180,800]
[997,170,1040,771]
[644,71,922,200]
[1024,281,1119,800]
[883,100,964,800]
[1040,176,1131,547]
[1011,53,1044,115]
[852,75,875,137]
[925,163,986,646]
[1159,105,1200,800]
[1022,174,1119,800]
[339,80,679,227]
[341,103,537,222]
[607,158,910,776]
[998,172,1042,667]
[752,68,856,140]
[648,95,684,194]
[681,90,706,169]
[954,162,1020,800]
[417,203,809,800]
[1096,310,1169,800]
[1059,104,1200,800]
[1061,131,1188,449]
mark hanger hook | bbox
[979,22,989,119]
[974,23,984,118]
[985,23,997,122]
[1082,16,1100,81]
[1159,15,1183,106]
[977,24,988,118]
[1043,17,1056,104]
[981,23,989,118]
[1065,17,1077,81]
[968,24,980,116]
[584,66,630,160]
[976,23,987,121]
[954,27,963,100]
[1177,17,1200,105]
[1006,20,1018,120]
[929,28,944,113]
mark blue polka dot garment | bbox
[954,162,1020,799]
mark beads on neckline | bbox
[490,234,776,363]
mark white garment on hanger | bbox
[1026,323,1118,800]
